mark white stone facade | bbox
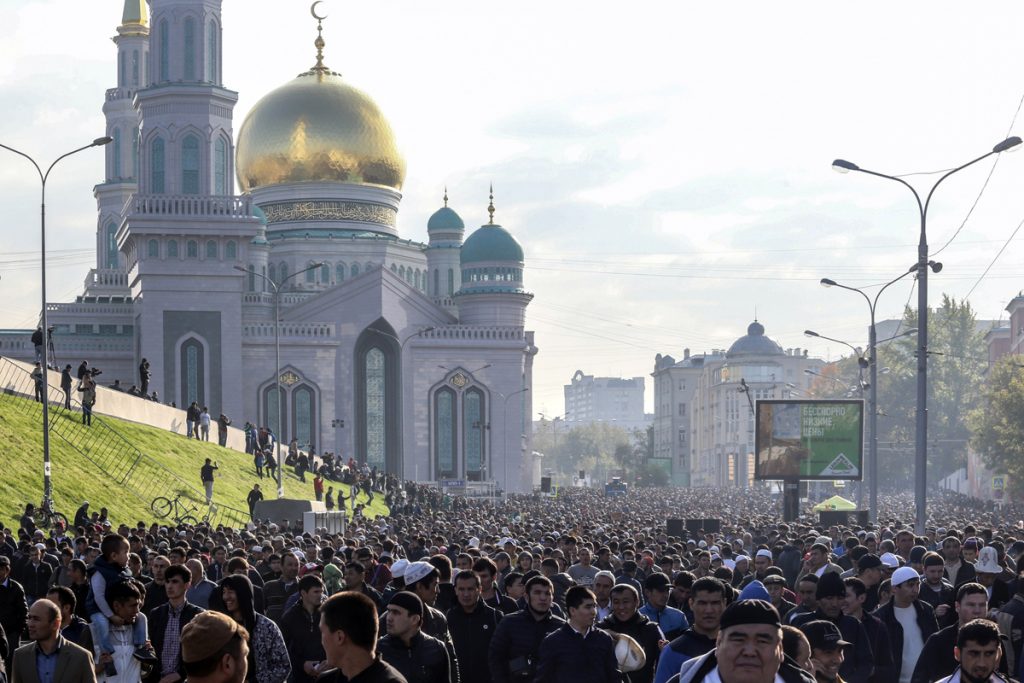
[7,0,537,492]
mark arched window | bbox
[263,385,285,438]
[158,20,169,81]
[225,241,236,259]
[111,128,121,179]
[279,262,288,282]
[183,18,196,81]
[293,385,316,451]
[187,240,198,259]
[447,268,454,296]
[180,337,205,407]
[434,387,456,478]
[131,128,138,179]
[336,263,345,282]
[247,265,255,291]
[119,51,126,87]
[151,137,165,193]
[205,240,217,259]
[414,270,421,290]
[147,239,159,258]
[268,263,276,283]
[390,264,397,273]
[131,49,139,86]
[105,222,118,268]
[305,262,316,283]
[167,239,178,258]
[214,138,227,194]
[320,262,330,283]
[182,135,200,194]
[351,263,360,277]
[398,265,405,280]
[207,20,217,82]
[433,269,439,297]
[464,388,485,480]
[355,321,400,473]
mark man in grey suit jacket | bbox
[11,599,95,683]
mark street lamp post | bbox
[235,262,324,498]
[1,136,112,510]
[833,136,1021,533]
[816,267,919,521]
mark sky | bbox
[2,1,1024,416]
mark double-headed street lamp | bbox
[1,136,112,509]
[235,261,324,498]
[805,321,917,517]
[832,136,1021,533]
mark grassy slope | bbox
[0,394,389,528]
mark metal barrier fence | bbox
[0,357,252,528]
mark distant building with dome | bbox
[2,0,537,491]
[652,321,823,487]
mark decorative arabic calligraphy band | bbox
[261,201,397,227]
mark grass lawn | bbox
[0,393,389,529]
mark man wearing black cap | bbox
[790,572,873,683]
[676,599,813,682]
[377,591,451,683]
[800,620,850,683]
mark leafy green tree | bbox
[968,358,1024,498]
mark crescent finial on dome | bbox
[443,186,448,207]
[309,1,331,75]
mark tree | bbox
[968,358,1024,498]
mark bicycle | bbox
[32,498,69,530]
[150,494,208,525]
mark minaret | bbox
[136,0,235,196]
[93,0,148,276]
[426,187,464,313]
[455,187,533,325]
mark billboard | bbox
[755,399,863,481]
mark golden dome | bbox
[235,70,406,192]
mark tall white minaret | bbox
[137,0,236,196]
[93,0,148,275]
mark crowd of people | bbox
[0,484,1022,683]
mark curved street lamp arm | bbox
[851,167,925,220]
[923,150,996,219]
[0,142,44,182]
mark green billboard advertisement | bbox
[754,400,864,480]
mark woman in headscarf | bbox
[217,574,290,683]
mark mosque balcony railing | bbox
[242,322,336,339]
[84,268,129,289]
[52,338,133,354]
[242,291,315,306]
[105,87,137,102]
[46,301,132,316]
[130,193,253,219]
[418,325,526,342]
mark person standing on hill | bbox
[247,485,263,521]
[218,413,232,447]
[201,459,219,505]
[61,364,74,409]
[139,358,150,396]
[78,373,97,427]
[31,361,44,402]
[200,407,212,442]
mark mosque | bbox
[9,0,538,491]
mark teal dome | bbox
[428,206,464,233]
[252,205,268,226]
[461,224,524,264]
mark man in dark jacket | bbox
[791,571,874,683]
[535,585,619,683]
[842,577,894,683]
[941,536,978,588]
[445,571,501,683]
[378,591,452,683]
[599,583,663,683]
[0,556,27,673]
[279,575,326,683]
[488,575,564,683]
[919,552,957,628]
[872,566,939,683]
[147,564,203,683]
[911,582,1007,683]
[263,552,300,623]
